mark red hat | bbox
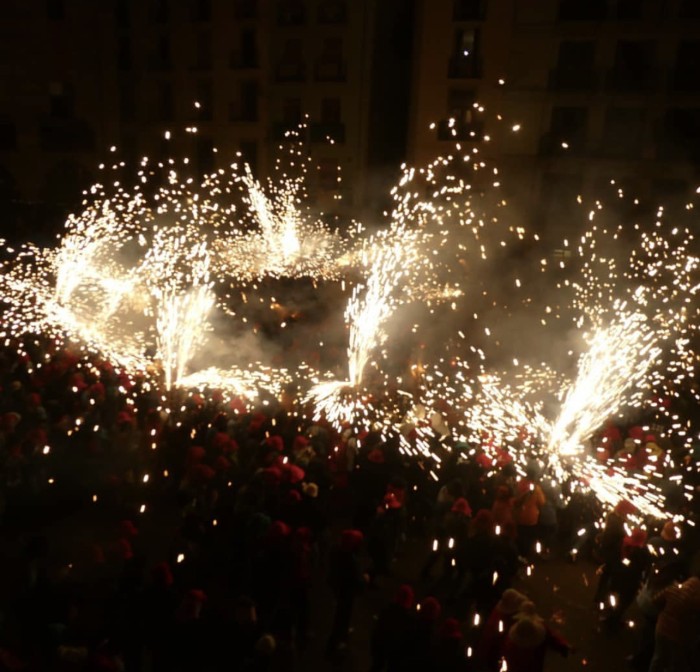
[188,589,207,603]
[188,445,206,463]
[261,466,283,486]
[28,392,42,407]
[419,596,441,621]
[451,497,472,516]
[192,463,216,482]
[214,455,231,472]
[367,447,385,464]
[394,584,415,610]
[614,499,636,517]
[294,527,313,543]
[115,538,133,560]
[293,435,310,452]
[440,618,462,640]
[152,561,173,587]
[285,463,305,484]
[471,508,495,534]
[286,489,302,504]
[116,411,134,426]
[340,529,364,552]
[628,426,645,441]
[120,519,138,537]
[265,435,284,454]
[495,485,511,501]
[268,520,292,541]
[212,432,230,451]
[383,492,402,510]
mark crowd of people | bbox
[1,336,699,671]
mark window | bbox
[558,0,607,21]
[240,81,258,122]
[191,0,212,21]
[540,106,588,153]
[283,38,303,61]
[194,32,212,69]
[278,0,305,25]
[240,29,257,68]
[453,0,485,21]
[318,159,339,190]
[550,41,596,89]
[119,81,136,122]
[601,107,645,156]
[117,35,132,70]
[447,89,476,122]
[234,0,257,20]
[318,0,346,24]
[49,82,74,119]
[197,136,215,174]
[150,0,169,23]
[150,35,172,70]
[283,98,302,125]
[449,29,481,78]
[195,80,213,120]
[614,0,643,20]
[679,0,700,20]
[672,41,700,91]
[46,0,64,21]
[0,118,17,150]
[609,40,656,90]
[659,108,700,159]
[240,140,258,173]
[157,81,174,121]
[116,0,130,27]
[321,98,341,124]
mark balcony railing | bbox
[538,132,586,155]
[669,68,700,92]
[234,0,257,20]
[318,1,346,24]
[548,67,598,91]
[453,0,485,21]
[277,4,305,25]
[230,50,259,69]
[448,55,482,79]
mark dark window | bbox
[234,0,257,20]
[0,118,17,150]
[609,40,656,91]
[283,98,302,125]
[318,1,346,24]
[614,0,643,20]
[321,98,341,124]
[277,38,305,81]
[240,140,258,173]
[540,106,588,154]
[672,41,700,91]
[150,0,169,23]
[191,0,212,21]
[449,28,481,78]
[318,159,339,190]
[550,41,596,90]
[150,35,172,70]
[316,37,345,81]
[278,0,305,25]
[558,0,607,21]
[239,28,258,68]
[40,120,95,152]
[447,89,476,122]
[119,81,136,122]
[46,0,64,20]
[197,136,215,174]
[49,82,74,119]
[659,108,700,160]
[652,178,689,203]
[601,107,645,156]
[194,32,212,69]
[157,81,174,121]
[196,80,213,120]
[540,173,582,221]
[116,0,130,27]
[241,81,258,121]
[679,0,700,19]
[117,35,132,70]
[453,0,485,21]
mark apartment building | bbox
[408,0,700,234]
[0,0,384,235]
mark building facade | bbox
[408,0,700,235]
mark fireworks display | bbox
[1,118,699,528]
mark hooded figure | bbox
[370,585,416,672]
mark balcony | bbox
[606,67,660,93]
[310,122,346,143]
[558,0,606,21]
[273,122,305,141]
[315,59,346,82]
[448,55,482,79]
[436,119,483,141]
[277,3,305,25]
[548,67,598,92]
[275,62,306,82]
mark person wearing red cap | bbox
[475,588,529,670]
[407,596,442,672]
[593,500,634,607]
[433,617,467,671]
[370,584,416,671]
[327,529,367,656]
